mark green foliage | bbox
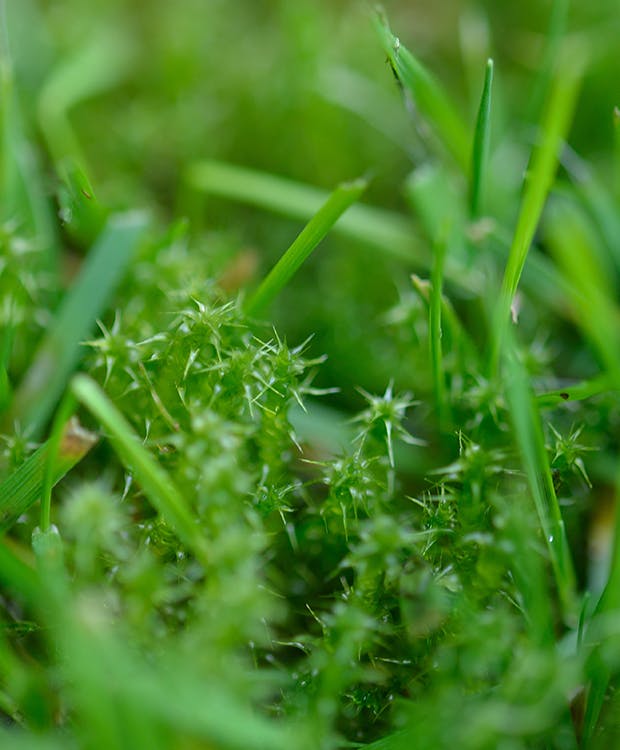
[1,1,620,748]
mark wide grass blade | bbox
[490,50,583,373]
[70,374,209,565]
[0,418,97,534]
[186,159,420,264]
[374,12,470,171]
[244,177,367,317]
[470,59,494,218]
[7,211,148,436]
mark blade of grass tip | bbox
[186,159,421,265]
[503,332,577,620]
[374,12,470,172]
[429,230,450,429]
[470,59,494,218]
[244,177,367,317]
[7,211,148,437]
[70,374,209,565]
[0,417,97,534]
[489,49,584,375]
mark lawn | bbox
[1,1,620,748]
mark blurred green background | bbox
[6,0,620,405]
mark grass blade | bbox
[374,12,470,171]
[186,159,420,264]
[503,334,577,619]
[7,211,148,436]
[70,374,209,565]
[0,418,97,534]
[470,59,494,218]
[429,234,450,429]
[489,50,583,373]
[536,373,615,408]
[614,105,620,201]
[244,177,367,316]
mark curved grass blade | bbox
[470,59,494,218]
[7,211,148,437]
[0,418,97,534]
[70,374,209,565]
[244,177,367,317]
[374,12,470,171]
[489,50,583,374]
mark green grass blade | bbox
[614,105,620,201]
[489,51,583,373]
[374,12,470,171]
[526,0,570,124]
[70,374,209,565]
[429,234,450,429]
[536,373,615,408]
[470,59,494,218]
[0,419,97,534]
[503,335,577,619]
[244,177,367,317]
[186,159,420,264]
[7,211,148,436]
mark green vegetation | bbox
[1,1,620,747]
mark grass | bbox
[0,1,620,748]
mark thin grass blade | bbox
[489,50,583,373]
[470,59,494,218]
[244,177,367,316]
[429,233,450,429]
[70,374,209,565]
[503,333,577,619]
[7,211,148,437]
